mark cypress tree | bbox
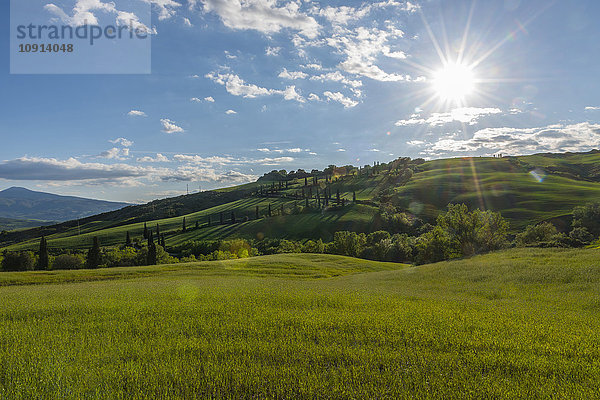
[305,177,308,186]
[353,191,356,202]
[231,211,236,224]
[156,223,160,239]
[280,204,284,216]
[147,232,157,265]
[195,220,199,229]
[220,212,224,224]
[125,231,132,247]
[38,236,49,270]
[336,189,341,205]
[305,198,309,208]
[161,234,166,248]
[268,203,272,217]
[86,237,101,269]
[256,205,259,219]
[143,222,148,239]
[182,217,186,232]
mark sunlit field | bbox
[1,249,600,399]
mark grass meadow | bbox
[1,249,600,398]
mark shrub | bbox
[572,203,600,237]
[52,254,84,270]
[569,227,594,245]
[301,239,325,254]
[515,222,559,246]
[1,251,35,271]
[416,226,451,265]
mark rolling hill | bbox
[2,150,600,251]
[0,187,129,223]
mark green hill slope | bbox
[3,150,600,251]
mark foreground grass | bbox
[1,249,600,398]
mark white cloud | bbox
[279,68,308,80]
[190,97,202,102]
[308,93,321,101]
[207,71,305,103]
[204,96,215,102]
[183,17,192,26]
[206,72,273,98]
[337,148,346,152]
[160,119,184,133]
[225,109,237,115]
[369,148,380,152]
[128,110,147,117]
[301,63,322,70]
[281,86,305,103]
[266,46,281,56]
[395,107,503,126]
[585,106,600,111]
[98,147,130,160]
[109,138,134,147]
[324,26,417,82]
[254,156,294,165]
[44,0,156,34]
[174,154,235,165]
[310,71,362,88]
[137,153,169,163]
[323,91,358,108]
[200,0,320,38]
[0,156,149,181]
[421,122,600,157]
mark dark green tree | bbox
[147,232,157,265]
[125,231,132,247]
[143,222,148,239]
[182,217,186,232]
[268,204,272,217]
[38,236,49,270]
[156,223,160,238]
[86,237,102,269]
[231,211,236,224]
[353,191,356,202]
[256,206,259,219]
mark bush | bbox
[572,203,600,237]
[1,251,35,271]
[104,247,138,267]
[52,254,84,270]
[437,204,508,256]
[330,231,366,258]
[569,227,594,245]
[515,222,559,247]
[277,240,302,254]
[301,239,325,254]
[415,226,451,265]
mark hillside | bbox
[3,150,600,250]
[0,187,129,222]
[1,249,599,398]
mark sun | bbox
[432,62,476,103]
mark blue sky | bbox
[1,0,600,203]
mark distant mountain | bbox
[0,187,129,223]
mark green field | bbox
[2,249,600,398]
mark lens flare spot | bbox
[529,168,547,183]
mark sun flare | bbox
[432,62,476,103]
